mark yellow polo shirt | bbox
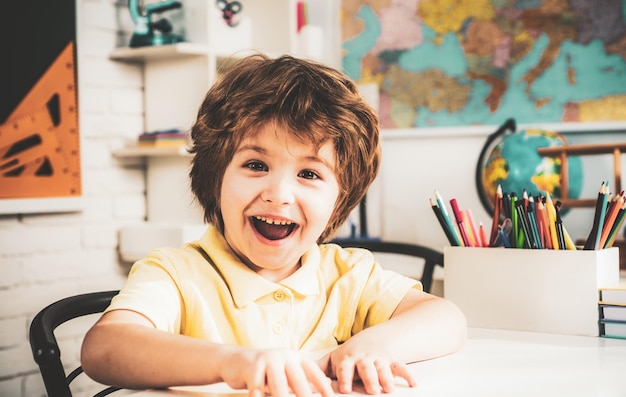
[107,225,421,356]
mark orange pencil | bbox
[535,197,548,249]
[605,200,626,248]
[479,222,489,247]
[599,193,624,248]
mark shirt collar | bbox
[197,225,322,307]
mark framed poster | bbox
[0,0,81,210]
[341,0,626,129]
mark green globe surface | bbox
[480,129,583,210]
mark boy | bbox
[81,54,466,397]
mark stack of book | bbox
[599,288,626,339]
[137,129,188,147]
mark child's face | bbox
[220,123,340,281]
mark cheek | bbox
[220,170,242,217]
[316,185,340,221]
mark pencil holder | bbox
[443,247,620,336]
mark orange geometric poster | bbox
[0,1,81,199]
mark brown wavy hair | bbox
[189,53,380,242]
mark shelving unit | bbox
[113,145,203,262]
[109,42,209,61]
[537,142,626,208]
[112,145,191,158]
[111,0,339,261]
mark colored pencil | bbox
[435,191,462,246]
[466,209,481,247]
[604,200,626,249]
[555,204,566,251]
[554,200,577,250]
[563,226,577,250]
[510,193,520,248]
[584,182,608,250]
[489,185,502,246]
[430,198,459,246]
[599,192,624,248]
[515,200,535,248]
[527,196,543,249]
[450,198,472,246]
[545,193,559,250]
[536,196,552,249]
[522,189,529,211]
[502,192,512,220]
[479,222,489,247]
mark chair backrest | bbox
[29,290,121,397]
[331,239,444,293]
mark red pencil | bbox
[450,198,472,246]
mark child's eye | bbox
[298,170,320,180]
[244,161,268,172]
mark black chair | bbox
[332,195,444,293]
[331,238,443,293]
[29,290,121,397]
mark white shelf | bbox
[112,145,192,158]
[110,42,209,62]
[0,197,82,215]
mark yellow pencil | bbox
[545,193,559,250]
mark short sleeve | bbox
[106,249,185,333]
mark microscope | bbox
[128,0,184,47]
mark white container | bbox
[444,246,620,336]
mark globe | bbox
[477,127,583,214]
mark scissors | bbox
[493,218,512,248]
[216,0,242,27]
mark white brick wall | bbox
[0,1,146,395]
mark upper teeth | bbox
[255,216,293,225]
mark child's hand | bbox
[318,350,416,395]
[219,346,334,397]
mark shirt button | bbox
[272,323,283,334]
[273,290,285,301]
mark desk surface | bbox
[127,328,626,397]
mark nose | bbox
[260,174,295,205]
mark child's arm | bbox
[319,289,467,394]
[81,309,334,397]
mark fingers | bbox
[336,357,417,395]
[335,356,357,393]
[356,358,384,394]
[246,359,268,397]
[390,362,417,388]
[239,348,416,397]
[245,349,333,397]
[266,358,292,397]
[299,359,334,397]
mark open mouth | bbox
[252,216,297,240]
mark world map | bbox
[341,0,626,128]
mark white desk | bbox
[128,328,626,397]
